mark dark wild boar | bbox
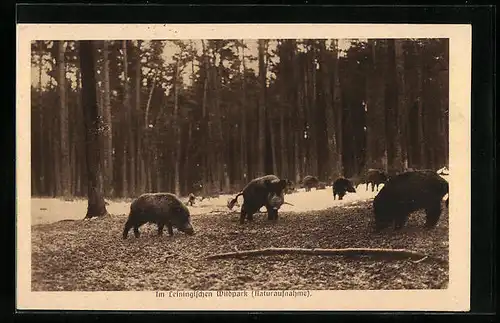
[365,169,389,192]
[123,193,195,239]
[302,175,320,192]
[227,174,291,224]
[372,170,449,231]
[332,177,357,200]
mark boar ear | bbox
[264,179,275,190]
[276,179,287,191]
[265,179,286,192]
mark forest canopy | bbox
[30,38,449,198]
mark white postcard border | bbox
[16,23,471,311]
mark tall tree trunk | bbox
[173,59,181,197]
[293,41,304,182]
[441,40,450,167]
[79,40,109,219]
[121,40,131,197]
[45,78,55,196]
[279,66,288,179]
[216,60,229,193]
[75,67,83,196]
[210,46,225,193]
[94,44,105,194]
[47,110,55,196]
[154,153,161,192]
[201,40,210,195]
[277,40,290,179]
[365,39,387,171]
[32,69,40,195]
[68,62,77,195]
[52,99,61,197]
[269,116,278,175]
[395,39,408,170]
[144,75,156,192]
[263,42,277,176]
[332,40,343,177]
[308,43,319,177]
[70,139,77,195]
[38,53,45,194]
[321,40,338,181]
[385,39,403,175]
[126,41,136,196]
[404,40,417,169]
[57,41,71,198]
[416,42,426,169]
[102,40,114,196]
[294,133,300,183]
[153,150,161,192]
[232,120,239,188]
[240,41,249,184]
[422,64,434,170]
[184,122,192,194]
[135,40,143,196]
[257,39,267,176]
[303,60,310,175]
[144,76,155,127]
[421,41,443,171]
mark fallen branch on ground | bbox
[205,247,447,264]
[209,210,232,215]
[164,254,176,261]
[410,255,429,264]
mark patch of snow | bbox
[437,166,449,175]
[29,187,376,225]
[30,173,452,226]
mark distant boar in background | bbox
[365,169,389,192]
[332,177,357,200]
[301,175,320,192]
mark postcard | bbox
[16,23,471,311]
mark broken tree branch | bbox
[205,247,448,264]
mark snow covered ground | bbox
[30,186,378,226]
[30,173,450,226]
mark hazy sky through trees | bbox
[31,39,353,92]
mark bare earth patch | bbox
[31,200,449,291]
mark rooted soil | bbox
[31,200,449,291]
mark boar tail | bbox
[227,192,243,210]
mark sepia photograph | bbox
[16,24,471,311]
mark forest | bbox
[30,38,449,199]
